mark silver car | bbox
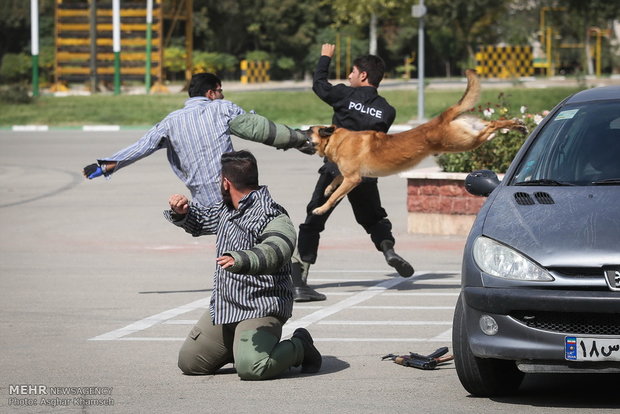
[453,85,620,397]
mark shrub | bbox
[193,51,238,75]
[0,84,33,104]
[0,53,31,83]
[436,93,547,173]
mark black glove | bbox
[294,130,317,155]
[83,163,103,179]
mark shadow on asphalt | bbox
[478,373,620,408]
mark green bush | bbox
[193,51,238,74]
[436,93,545,173]
[0,53,31,83]
[0,84,33,104]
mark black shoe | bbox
[385,251,414,277]
[292,328,322,373]
[291,261,326,301]
[294,286,327,302]
[380,240,414,278]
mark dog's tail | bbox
[438,69,480,121]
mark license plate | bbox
[565,336,620,361]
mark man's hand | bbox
[168,194,189,215]
[216,255,235,269]
[83,163,103,179]
[321,43,335,58]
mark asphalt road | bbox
[0,130,618,413]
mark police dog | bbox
[308,69,527,215]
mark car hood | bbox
[480,187,620,268]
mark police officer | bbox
[292,43,414,302]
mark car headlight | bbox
[473,237,554,281]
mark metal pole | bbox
[89,0,98,93]
[30,0,39,97]
[416,0,426,121]
[145,0,153,93]
[112,0,121,95]
[184,0,193,84]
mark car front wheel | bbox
[452,293,524,397]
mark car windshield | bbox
[511,99,620,186]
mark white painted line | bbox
[294,305,454,310]
[90,270,460,341]
[281,274,421,338]
[117,337,186,341]
[163,320,198,325]
[309,270,399,273]
[89,297,210,340]
[114,337,451,343]
[314,338,450,342]
[352,306,454,310]
[164,319,454,326]
[317,320,452,326]
[83,125,121,131]
[309,278,461,283]
[12,125,49,131]
[382,292,460,296]
[429,329,453,342]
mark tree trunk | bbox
[369,13,377,55]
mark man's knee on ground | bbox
[235,358,269,381]
[178,349,217,375]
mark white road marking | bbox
[90,270,460,342]
[114,337,452,343]
[89,297,210,341]
[317,321,452,326]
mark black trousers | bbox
[297,163,395,264]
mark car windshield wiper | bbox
[514,179,575,186]
[592,178,620,185]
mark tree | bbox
[328,0,410,55]
[426,0,508,69]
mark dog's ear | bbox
[319,126,335,138]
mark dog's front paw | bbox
[312,206,328,215]
[324,187,334,197]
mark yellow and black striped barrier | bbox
[475,46,534,79]
[240,60,270,84]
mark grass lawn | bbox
[0,86,583,128]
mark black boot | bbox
[291,261,326,302]
[292,328,322,373]
[380,240,414,277]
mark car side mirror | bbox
[465,170,500,197]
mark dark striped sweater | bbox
[164,186,295,325]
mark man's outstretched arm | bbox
[229,113,315,155]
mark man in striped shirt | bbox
[165,150,321,380]
[82,72,314,207]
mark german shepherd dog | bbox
[307,69,527,215]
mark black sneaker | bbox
[292,328,322,373]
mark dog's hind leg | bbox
[475,118,528,143]
[312,176,361,215]
[324,175,344,197]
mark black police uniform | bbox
[297,55,397,264]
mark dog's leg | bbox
[476,118,528,143]
[312,176,361,215]
[324,175,344,197]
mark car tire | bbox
[452,293,524,397]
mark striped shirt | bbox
[100,97,245,207]
[164,186,295,325]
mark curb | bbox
[3,125,152,132]
[3,124,419,133]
